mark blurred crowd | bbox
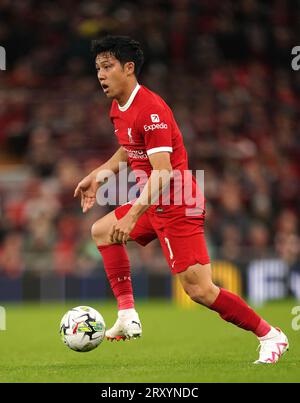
[0,0,300,279]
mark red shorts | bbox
[114,204,210,274]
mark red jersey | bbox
[109,84,204,216]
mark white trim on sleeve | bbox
[146,146,173,156]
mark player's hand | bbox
[74,175,99,213]
[109,214,137,244]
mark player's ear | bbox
[124,61,135,76]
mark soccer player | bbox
[74,36,288,364]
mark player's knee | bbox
[184,284,216,306]
[91,221,105,244]
[91,222,98,241]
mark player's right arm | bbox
[74,146,128,213]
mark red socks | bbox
[97,245,271,338]
[97,244,134,310]
[209,288,271,337]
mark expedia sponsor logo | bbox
[144,122,168,131]
[151,114,160,122]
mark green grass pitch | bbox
[0,299,299,383]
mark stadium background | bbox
[0,0,300,306]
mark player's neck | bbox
[116,80,139,107]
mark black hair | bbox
[91,35,144,76]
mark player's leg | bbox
[91,208,121,246]
[177,262,289,364]
[158,228,289,363]
[177,262,271,333]
[91,208,135,311]
[91,204,156,341]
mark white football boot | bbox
[106,308,142,342]
[254,327,289,364]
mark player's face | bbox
[95,53,129,99]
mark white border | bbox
[147,146,173,156]
[118,83,141,112]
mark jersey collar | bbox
[118,83,141,112]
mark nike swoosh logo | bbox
[114,129,119,132]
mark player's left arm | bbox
[130,151,173,216]
[109,152,173,244]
